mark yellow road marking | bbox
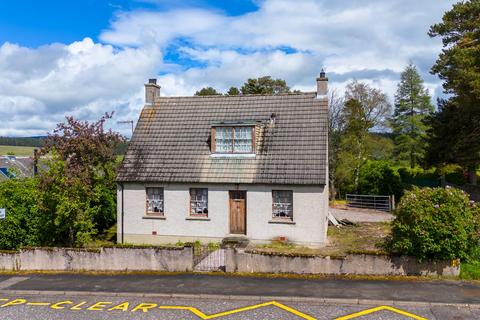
[160,301,316,320]
[335,305,428,320]
[87,301,112,311]
[132,302,158,312]
[51,301,72,309]
[27,302,51,306]
[0,297,430,320]
[70,301,87,310]
[0,299,26,307]
[108,302,129,311]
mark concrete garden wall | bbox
[230,249,460,277]
[0,247,193,272]
[0,247,459,277]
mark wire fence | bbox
[346,194,395,212]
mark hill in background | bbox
[0,136,46,148]
[0,136,127,156]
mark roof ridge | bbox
[156,92,316,99]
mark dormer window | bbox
[212,126,255,154]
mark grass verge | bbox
[460,261,480,280]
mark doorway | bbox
[229,190,246,235]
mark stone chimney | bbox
[316,69,328,99]
[145,78,160,105]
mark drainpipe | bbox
[120,183,125,244]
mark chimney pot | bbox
[319,69,326,78]
[145,78,160,105]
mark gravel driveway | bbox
[330,207,394,223]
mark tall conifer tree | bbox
[427,0,480,183]
[392,63,433,168]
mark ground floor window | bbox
[146,187,164,215]
[272,190,293,220]
[190,188,208,216]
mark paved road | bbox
[0,292,477,320]
[7,273,480,305]
[0,274,478,319]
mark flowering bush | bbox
[388,187,480,261]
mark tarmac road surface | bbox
[0,273,477,319]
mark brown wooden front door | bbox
[229,190,246,235]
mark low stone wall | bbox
[0,247,459,276]
[231,250,459,277]
[0,247,193,272]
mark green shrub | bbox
[397,166,440,188]
[438,164,467,185]
[358,160,403,200]
[388,187,480,261]
[0,178,43,249]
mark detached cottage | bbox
[117,73,329,247]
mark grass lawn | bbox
[460,261,480,280]
[0,145,36,156]
[254,222,391,257]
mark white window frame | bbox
[190,188,208,217]
[146,187,164,215]
[214,126,254,154]
[272,190,293,220]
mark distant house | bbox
[0,156,35,180]
[117,73,329,247]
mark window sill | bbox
[210,153,256,158]
[186,216,211,221]
[143,215,166,220]
[268,219,295,225]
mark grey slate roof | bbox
[0,156,34,180]
[117,93,328,185]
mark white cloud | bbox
[0,38,161,136]
[100,0,453,98]
[0,0,456,136]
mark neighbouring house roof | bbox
[0,156,34,180]
[117,93,328,185]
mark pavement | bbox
[0,273,478,319]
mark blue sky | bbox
[0,0,456,137]
[0,1,258,46]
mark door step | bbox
[222,236,249,248]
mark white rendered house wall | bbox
[117,183,328,247]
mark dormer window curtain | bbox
[212,126,255,154]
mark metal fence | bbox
[193,246,226,272]
[346,194,395,212]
